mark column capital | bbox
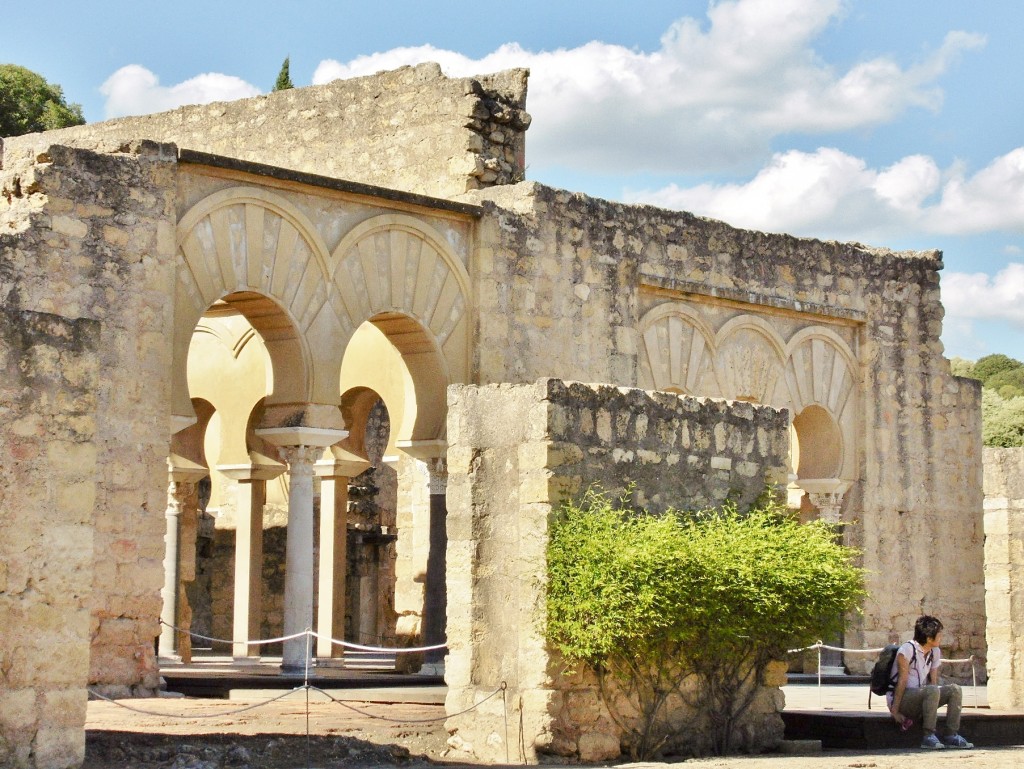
[427,456,448,495]
[218,450,286,481]
[256,426,349,449]
[167,453,208,486]
[798,478,851,524]
[315,445,371,478]
[396,439,447,461]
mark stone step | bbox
[783,709,1024,749]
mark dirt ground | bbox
[84,696,1024,769]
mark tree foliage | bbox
[546,489,865,758]
[0,64,85,137]
[274,57,294,91]
[973,353,1021,385]
[956,354,1024,445]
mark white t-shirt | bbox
[886,640,942,706]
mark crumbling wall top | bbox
[2,63,531,200]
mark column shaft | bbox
[316,477,349,658]
[281,445,319,671]
[159,482,183,657]
[232,480,266,659]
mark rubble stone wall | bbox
[444,378,790,762]
[2,63,530,199]
[1,143,179,710]
[983,447,1024,708]
[0,309,99,769]
[463,181,986,667]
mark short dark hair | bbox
[914,615,944,644]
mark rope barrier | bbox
[786,641,981,711]
[158,619,447,655]
[312,682,506,724]
[87,685,301,718]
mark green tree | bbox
[982,388,1024,447]
[546,489,865,759]
[0,64,85,137]
[973,353,1022,385]
[949,357,977,380]
[274,57,294,91]
[986,367,1024,400]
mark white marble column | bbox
[315,450,369,660]
[159,455,208,659]
[257,427,347,674]
[219,453,284,661]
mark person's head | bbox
[914,615,944,645]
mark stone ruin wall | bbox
[444,378,791,763]
[462,181,986,668]
[983,447,1024,708]
[2,63,530,200]
[1,143,179,767]
[0,309,99,769]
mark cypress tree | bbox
[274,57,294,91]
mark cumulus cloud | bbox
[101,65,261,118]
[626,146,1024,241]
[312,0,983,174]
[942,263,1024,326]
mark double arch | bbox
[173,187,472,446]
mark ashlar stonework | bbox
[444,379,791,761]
[0,63,990,768]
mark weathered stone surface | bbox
[2,63,529,199]
[984,447,1024,709]
[444,379,790,762]
[0,308,100,769]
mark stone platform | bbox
[159,655,443,699]
[782,683,1024,749]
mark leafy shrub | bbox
[546,489,864,758]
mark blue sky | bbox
[4,0,1023,362]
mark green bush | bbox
[546,489,864,758]
[982,388,1024,447]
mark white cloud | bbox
[942,263,1024,327]
[101,65,262,119]
[312,0,984,175]
[626,146,1024,241]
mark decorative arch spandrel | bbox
[714,315,787,405]
[331,214,472,386]
[783,326,860,483]
[173,187,336,420]
[637,303,720,395]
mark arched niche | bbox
[791,404,843,480]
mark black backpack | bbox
[869,643,902,695]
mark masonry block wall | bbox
[1,142,179,726]
[983,447,1024,708]
[444,379,790,763]
[0,310,99,769]
[464,181,987,667]
[2,63,530,199]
